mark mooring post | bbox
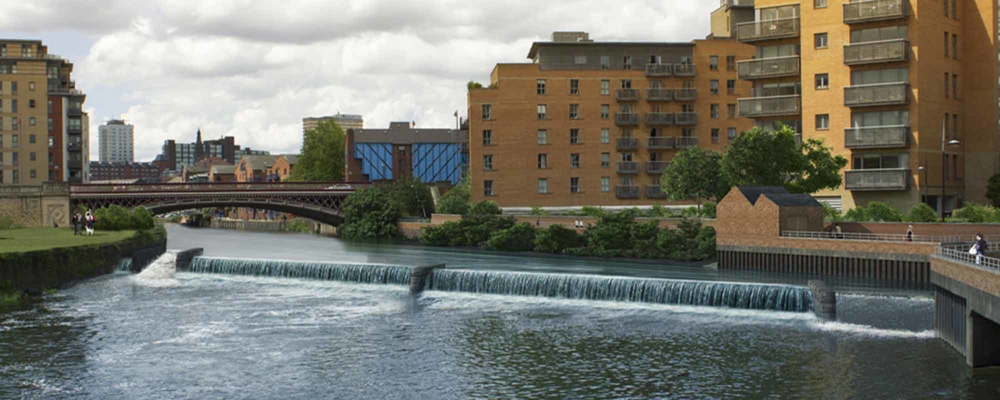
[410,264,445,296]
[808,280,837,320]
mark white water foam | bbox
[809,321,936,339]
[133,252,178,288]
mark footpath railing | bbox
[781,230,969,244]
[936,246,1000,271]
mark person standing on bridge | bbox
[906,225,914,242]
[976,234,989,265]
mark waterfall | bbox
[429,270,814,312]
[188,257,414,286]
[115,258,134,272]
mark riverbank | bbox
[0,228,136,253]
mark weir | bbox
[187,257,414,286]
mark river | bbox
[1,225,999,399]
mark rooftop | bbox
[527,32,695,59]
[352,122,468,144]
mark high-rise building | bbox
[467,29,754,207]
[0,39,88,185]
[303,113,363,135]
[735,0,1000,213]
[99,119,134,163]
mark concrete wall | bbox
[931,255,1000,367]
[0,185,70,227]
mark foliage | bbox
[701,202,717,219]
[419,215,516,248]
[987,173,1000,205]
[385,176,434,218]
[952,203,1000,223]
[721,126,848,194]
[655,219,715,261]
[486,223,537,251]
[284,219,312,233]
[470,200,502,216]
[288,119,346,182]
[580,206,607,218]
[530,206,549,216]
[0,216,23,230]
[93,205,133,231]
[129,207,156,230]
[844,202,904,222]
[533,225,585,254]
[420,221,462,247]
[339,188,400,240]
[649,203,670,218]
[906,203,939,223]
[662,147,726,206]
[822,204,842,222]
[436,181,471,215]
[585,208,641,252]
[467,81,484,90]
[74,204,88,216]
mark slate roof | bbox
[763,193,823,208]
[736,186,789,205]
[240,155,280,171]
[210,165,236,175]
[279,154,299,165]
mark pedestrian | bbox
[72,213,81,235]
[976,233,989,265]
[834,224,843,239]
[85,210,95,236]
[906,225,914,242]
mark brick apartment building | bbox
[346,122,468,185]
[89,161,165,182]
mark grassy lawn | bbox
[0,228,136,254]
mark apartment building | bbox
[468,27,755,208]
[736,0,1000,212]
[99,119,134,163]
[303,113,363,136]
[0,39,88,185]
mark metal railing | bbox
[615,113,640,127]
[844,0,908,24]
[645,112,675,126]
[646,88,673,102]
[737,56,800,80]
[617,162,640,174]
[936,247,1000,271]
[737,17,801,42]
[844,39,909,65]
[674,88,697,101]
[69,182,369,194]
[844,83,909,107]
[738,95,801,117]
[617,137,640,151]
[845,168,909,191]
[646,185,669,198]
[645,64,672,77]
[616,185,640,199]
[646,161,670,174]
[647,137,675,150]
[673,64,696,77]
[782,230,967,244]
[675,112,697,126]
[616,89,639,102]
[844,125,910,149]
[676,137,698,149]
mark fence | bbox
[781,230,968,244]
[936,246,1000,271]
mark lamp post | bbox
[941,139,961,221]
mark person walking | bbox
[72,213,81,235]
[906,225,914,242]
[834,224,843,239]
[976,234,989,265]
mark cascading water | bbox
[188,257,414,286]
[115,258,134,272]
[133,252,179,288]
[429,270,814,312]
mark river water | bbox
[1,225,999,399]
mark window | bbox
[851,153,908,170]
[815,0,827,8]
[850,68,909,85]
[11,99,16,113]
[621,80,633,89]
[538,154,548,169]
[537,79,546,95]
[568,79,580,95]
[29,82,34,91]
[483,155,493,171]
[944,32,949,58]
[727,128,737,141]
[953,74,958,99]
[710,80,719,95]
[482,130,493,145]
[28,99,35,108]
[29,117,35,126]
[537,104,547,120]
[952,0,957,19]
[12,170,18,184]
[711,129,720,144]
[484,180,494,196]
[815,73,829,89]
[10,82,16,95]
[952,114,959,139]
[47,100,52,114]
[571,153,580,168]
[47,118,53,132]
[623,56,632,70]
[29,152,35,161]
[537,130,547,144]
[709,56,719,71]
[952,34,958,59]
[727,104,737,119]
[29,134,35,144]
[727,55,736,71]
[574,55,587,65]
[850,26,908,43]
[601,177,610,193]
[570,129,580,144]
[570,177,580,193]
[12,134,17,148]
[482,104,492,120]
[945,73,950,99]
[538,179,548,194]
[601,80,610,95]
[711,104,720,119]
[816,114,830,130]
[727,80,736,95]
[601,153,610,168]
[815,33,828,49]
[601,104,610,119]
[569,104,579,119]
[48,136,53,148]
[29,169,35,180]
[601,56,610,70]
[601,128,610,144]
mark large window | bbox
[850,26,908,43]
[851,68,909,85]
[852,153,908,170]
[851,110,909,127]
[757,44,799,58]
[755,81,801,96]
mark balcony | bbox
[676,137,698,149]
[646,88,673,102]
[844,39,909,65]
[737,56,800,80]
[738,95,801,117]
[646,185,669,199]
[646,161,670,175]
[67,125,82,133]
[67,142,83,151]
[845,168,909,191]
[844,126,910,149]
[647,137,675,150]
[675,113,697,126]
[617,162,640,175]
[674,88,697,101]
[844,83,909,107]
[68,160,83,170]
[645,64,672,77]
[615,113,640,127]
[616,185,641,199]
[645,113,675,127]
[617,137,640,151]
[616,89,639,102]
[67,107,83,116]
[673,64,696,77]
[737,18,801,42]
[844,0,908,24]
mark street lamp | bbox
[941,139,961,221]
[918,166,926,206]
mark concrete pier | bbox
[931,254,1000,368]
[409,264,445,296]
[175,248,205,271]
[808,280,836,320]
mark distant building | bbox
[99,120,134,163]
[269,154,299,181]
[346,122,468,185]
[235,147,270,165]
[157,129,267,173]
[89,161,165,182]
[209,165,236,182]
[303,113,363,136]
[234,155,280,182]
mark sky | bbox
[0,0,718,162]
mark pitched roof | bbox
[210,165,236,175]
[279,154,299,165]
[736,186,789,205]
[240,155,280,171]
[763,193,823,208]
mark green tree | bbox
[988,173,1000,205]
[662,148,726,211]
[288,119,346,182]
[906,203,938,223]
[845,202,904,222]
[486,223,536,251]
[952,203,1000,223]
[721,126,848,194]
[467,81,484,90]
[386,176,434,218]
[822,203,842,222]
[470,200,502,216]
[436,181,471,215]
[533,225,584,254]
[129,207,156,230]
[339,188,400,240]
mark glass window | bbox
[728,104,737,119]
[709,56,719,71]
[711,104,720,119]
[601,153,610,168]
[600,56,610,70]
[816,114,830,130]
[483,155,493,171]
[570,79,579,95]
[601,128,610,144]
[851,26,908,43]
[727,128,737,141]
[538,179,548,194]
[815,33,828,49]
[484,180,494,196]
[574,55,586,64]
[623,56,632,70]
[726,55,736,71]
[727,80,736,95]
[711,129,720,144]
[482,130,492,145]
[482,105,492,120]
[601,177,610,193]
[537,104,547,120]
[815,0,827,8]
[571,177,580,193]
[537,79,546,95]
[601,80,610,95]
[710,80,719,95]
[569,104,579,119]
[621,80,632,89]
[850,68,909,85]
[537,130,547,144]
[571,153,580,168]
[538,153,548,168]
[601,105,610,119]
[570,129,580,144]
[816,73,829,89]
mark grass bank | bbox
[0,228,136,254]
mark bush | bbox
[845,202,904,222]
[436,182,471,215]
[385,176,434,218]
[284,219,312,233]
[530,206,548,216]
[93,205,132,231]
[656,218,714,261]
[533,225,584,254]
[470,200,502,216]
[906,203,938,223]
[420,221,461,246]
[681,207,700,218]
[823,203,842,222]
[458,215,515,247]
[129,207,156,230]
[581,206,606,218]
[701,202,717,219]
[585,208,640,252]
[339,188,400,240]
[649,203,670,218]
[952,203,1000,223]
[486,223,536,251]
[0,216,23,230]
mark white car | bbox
[325,184,353,190]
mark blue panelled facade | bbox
[412,143,464,185]
[354,143,393,181]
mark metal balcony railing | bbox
[675,113,697,126]
[647,137,675,150]
[845,168,909,191]
[616,137,640,151]
[737,18,800,42]
[645,64,672,77]
[616,162,640,175]
[676,137,698,149]
[616,89,639,102]
[737,56,800,80]
[673,64,696,77]
[674,88,697,101]
[844,0,908,24]
[616,185,641,199]
[738,95,802,117]
[645,113,675,126]
[646,161,670,175]
[844,125,910,149]
[646,185,669,199]
[844,39,909,65]
[646,88,673,102]
[844,83,909,107]
[615,113,640,127]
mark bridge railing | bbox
[936,246,1000,271]
[70,182,369,193]
[781,230,970,244]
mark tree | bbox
[661,148,725,211]
[436,181,471,215]
[467,81,484,90]
[988,173,1000,205]
[907,204,938,223]
[339,188,400,240]
[470,200,502,216]
[288,119,346,182]
[721,126,848,194]
[385,176,434,218]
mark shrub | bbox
[952,203,1000,223]
[284,219,312,233]
[436,180,471,215]
[586,208,640,252]
[93,205,132,231]
[129,207,156,230]
[533,225,584,254]
[470,200,502,216]
[0,216,23,230]
[385,176,434,218]
[649,203,670,218]
[459,215,515,247]
[701,202,717,218]
[486,223,536,251]
[339,188,400,240]
[681,207,700,218]
[420,221,461,246]
[530,206,548,216]
[656,218,713,261]
[581,206,606,218]
[822,203,842,222]
[845,202,904,222]
[906,203,938,223]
